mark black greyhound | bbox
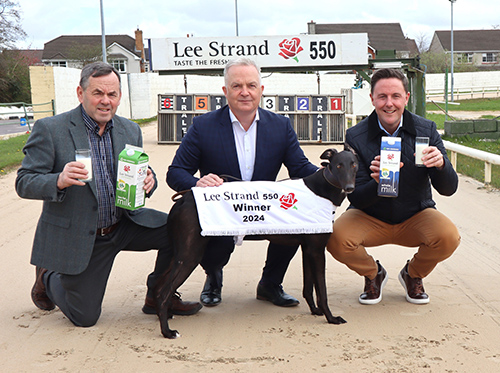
[155,147,358,338]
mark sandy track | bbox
[1,124,499,372]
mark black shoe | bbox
[398,261,430,304]
[256,283,299,307]
[200,275,222,307]
[359,260,388,305]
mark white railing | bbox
[443,140,500,184]
[427,86,500,100]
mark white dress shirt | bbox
[229,109,259,181]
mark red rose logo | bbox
[124,165,131,172]
[279,38,304,62]
[387,154,394,161]
[279,193,298,210]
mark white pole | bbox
[100,0,107,63]
[450,0,456,101]
[235,0,239,36]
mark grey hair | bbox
[79,61,121,90]
[223,57,261,86]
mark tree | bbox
[0,1,30,103]
[66,43,103,67]
[0,49,31,102]
[0,0,26,50]
[414,32,431,54]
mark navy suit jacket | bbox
[167,105,318,191]
[16,106,167,275]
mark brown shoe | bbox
[398,261,430,304]
[359,261,388,305]
[31,267,55,311]
[142,293,202,316]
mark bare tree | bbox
[66,43,103,68]
[0,0,26,50]
[414,31,431,54]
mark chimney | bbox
[135,28,146,73]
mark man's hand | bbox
[57,161,88,190]
[143,168,156,194]
[369,155,404,183]
[420,146,445,170]
[196,173,224,187]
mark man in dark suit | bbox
[167,57,318,308]
[16,62,201,327]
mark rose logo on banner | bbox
[279,193,298,210]
[278,38,304,62]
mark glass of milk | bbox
[415,137,429,167]
[75,149,93,182]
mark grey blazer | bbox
[16,106,167,275]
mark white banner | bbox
[149,33,368,71]
[192,179,335,238]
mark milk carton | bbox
[378,137,401,198]
[115,144,148,210]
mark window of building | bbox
[110,59,127,73]
[458,53,473,64]
[48,61,67,67]
[482,53,498,63]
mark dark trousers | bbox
[44,218,169,327]
[200,236,299,289]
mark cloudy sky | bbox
[16,0,499,50]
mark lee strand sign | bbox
[149,33,368,72]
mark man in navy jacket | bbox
[167,57,318,307]
[327,68,460,305]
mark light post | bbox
[100,0,107,63]
[449,0,456,101]
[235,0,239,36]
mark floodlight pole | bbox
[450,0,456,101]
[235,0,239,36]
[100,0,107,63]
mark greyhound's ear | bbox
[320,161,329,167]
[344,143,357,155]
[320,148,338,160]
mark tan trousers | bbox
[327,208,461,279]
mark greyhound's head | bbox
[320,145,358,194]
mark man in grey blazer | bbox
[16,62,201,327]
[167,57,318,308]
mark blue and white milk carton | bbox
[378,136,401,198]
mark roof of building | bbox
[42,35,141,60]
[311,23,410,52]
[434,29,500,52]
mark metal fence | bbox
[0,101,54,131]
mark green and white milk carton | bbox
[115,144,148,210]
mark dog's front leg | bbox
[309,246,347,325]
[301,245,322,316]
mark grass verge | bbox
[443,136,500,189]
[427,97,500,112]
[0,133,29,176]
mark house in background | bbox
[308,21,418,59]
[41,29,147,73]
[429,29,500,70]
